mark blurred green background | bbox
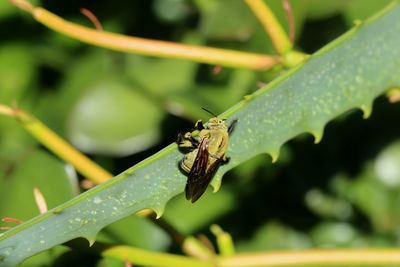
[1,0,400,266]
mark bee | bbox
[177,108,237,202]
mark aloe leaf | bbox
[1,2,400,266]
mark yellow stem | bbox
[245,0,292,54]
[210,224,235,256]
[0,104,111,183]
[218,249,400,266]
[10,0,33,12]
[182,236,215,260]
[0,104,14,116]
[103,245,213,267]
[82,242,400,267]
[12,3,280,70]
[0,104,153,217]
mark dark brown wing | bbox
[185,138,209,202]
[185,138,223,202]
[189,157,222,203]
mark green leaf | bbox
[375,141,400,187]
[196,0,255,40]
[36,50,111,133]
[332,141,400,233]
[305,0,350,20]
[0,117,36,164]
[20,246,69,267]
[97,215,170,251]
[125,56,197,96]
[310,222,358,246]
[1,2,400,265]
[195,0,308,43]
[0,149,77,220]
[153,0,192,23]
[0,43,36,104]
[163,187,236,234]
[344,0,393,25]
[67,78,163,156]
[0,44,38,167]
[236,221,311,251]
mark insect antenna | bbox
[201,107,218,117]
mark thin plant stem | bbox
[70,237,400,267]
[283,0,295,43]
[1,217,23,224]
[11,0,279,70]
[33,187,48,214]
[0,104,168,220]
[104,246,214,267]
[0,104,111,184]
[245,0,292,54]
[210,224,235,256]
[0,104,151,217]
[80,7,103,31]
[217,249,400,267]
[67,239,214,267]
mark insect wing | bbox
[185,138,224,203]
[189,157,222,203]
[185,138,209,202]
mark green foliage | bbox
[1,1,400,266]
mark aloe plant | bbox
[1,1,400,266]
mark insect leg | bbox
[228,119,238,134]
[177,132,195,148]
[222,156,230,164]
[190,136,200,146]
[176,132,185,143]
[209,152,230,163]
[194,120,205,130]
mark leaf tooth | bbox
[211,173,223,193]
[359,102,373,119]
[82,231,99,247]
[308,128,324,144]
[51,207,63,214]
[243,94,254,101]
[152,205,165,219]
[268,148,281,163]
[353,19,363,28]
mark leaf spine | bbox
[360,103,373,119]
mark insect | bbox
[177,108,237,202]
